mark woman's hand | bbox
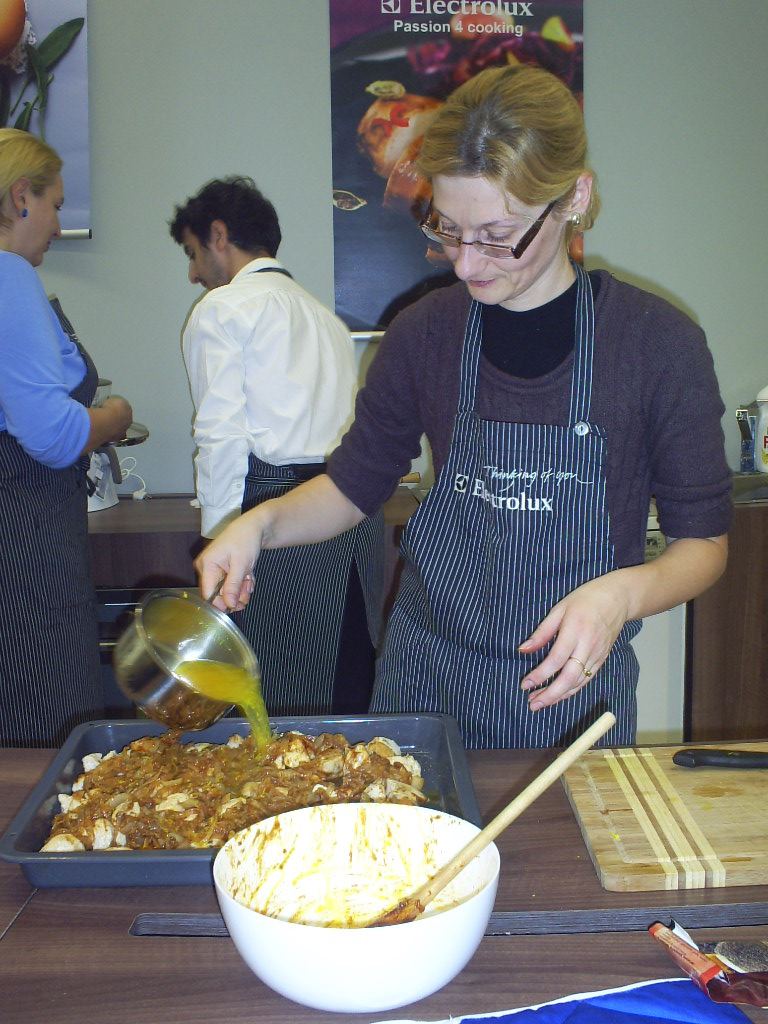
[194,475,366,614]
[517,535,728,711]
[194,509,264,612]
[82,396,133,452]
[518,571,631,711]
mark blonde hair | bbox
[0,129,62,231]
[418,65,599,235]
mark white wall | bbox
[36,0,768,741]
[40,1,341,495]
[580,1,768,741]
[583,0,768,444]
[633,607,686,744]
[38,0,768,491]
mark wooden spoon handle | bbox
[406,711,616,913]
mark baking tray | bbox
[0,714,480,888]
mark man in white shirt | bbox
[169,177,382,714]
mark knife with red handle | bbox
[672,748,768,768]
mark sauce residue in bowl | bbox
[175,659,271,751]
[218,805,493,927]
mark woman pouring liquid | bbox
[196,66,731,750]
[0,129,133,746]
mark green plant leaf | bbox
[9,58,31,118]
[0,73,10,127]
[36,18,85,72]
[38,72,54,116]
[25,43,48,102]
[10,40,47,119]
[14,101,35,132]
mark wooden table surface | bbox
[0,749,41,938]
[2,746,767,1023]
[465,749,768,933]
[3,748,768,931]
[3,908,768,1023]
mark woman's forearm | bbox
[259,474,365,548]
[616,534,728,620]
[197,474,366,610]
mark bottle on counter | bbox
[736,404,757,472]
[756,385,768,474]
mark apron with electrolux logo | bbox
[371,265,640,749]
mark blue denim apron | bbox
[371,266,640,749]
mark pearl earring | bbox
[569,212,582,227]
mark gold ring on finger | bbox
[569,656,593,678]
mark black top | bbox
[482,271,601,378]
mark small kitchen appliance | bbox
[87,446,122,512]
[86,421,149,512]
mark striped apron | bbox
[0,312,101,747]
[231,455,383,715]
[371,265,640,749]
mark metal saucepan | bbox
[112,589,259,730]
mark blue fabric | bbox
[460,979,748,1023]
[0,252,90,467]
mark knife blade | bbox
[672,748,768,769]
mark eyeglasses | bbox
[420,198,557,260]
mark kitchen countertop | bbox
[3,747,767,935]
[3,910,767,1023]
[732,472,768,504]
[87,489,420,535]
[87,475,766,590]
[87,489,421,589]
[1,744,767,1022]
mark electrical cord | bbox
[119,456,147,500]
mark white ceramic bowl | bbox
[213,803,499,1013]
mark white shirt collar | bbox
[231,256,287,282]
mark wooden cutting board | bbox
[562,742,768,892]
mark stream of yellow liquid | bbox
[174,660,272,752]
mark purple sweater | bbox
[328,270,732,567]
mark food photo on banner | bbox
[0,0,90,235]
[329,0,583,333]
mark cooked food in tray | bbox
[41,730,425,852]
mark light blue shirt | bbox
[0,252,90,468]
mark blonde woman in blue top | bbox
[0,129,133,746]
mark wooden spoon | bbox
[366,710,616,927]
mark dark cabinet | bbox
[686,503,768,740]
[88,493,419,718]
[88,492,418,597]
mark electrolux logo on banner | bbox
[382,1,534,12]
[382,0,533,33]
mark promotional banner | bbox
[329,0,583,332]
[0,0,90,235]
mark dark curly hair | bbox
[169,176,281,256]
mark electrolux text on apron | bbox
[453,474,555,511]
